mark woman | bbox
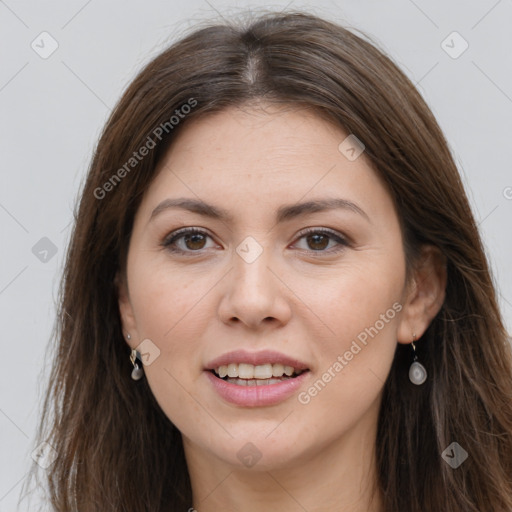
[23,10,512,512]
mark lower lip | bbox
[205,370,310,407]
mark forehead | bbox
[137,104,395,225]
[163,103,349,166]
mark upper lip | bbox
[205,349,310,371]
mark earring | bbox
[408,333,427,385]
[129,345,144,381]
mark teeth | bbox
[272,363,284,376]
[254,364,272,379]
[226,377,292,386]
[215,363,303,379]
[239,363,255,379]
[227,363,238,378]
[284,365,294,376]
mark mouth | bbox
[209,363,310,387]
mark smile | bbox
[206,367,310,407]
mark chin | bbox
[203,430,308,472]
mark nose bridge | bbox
[218,234,291,327]
[232,234,274,298]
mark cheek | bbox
[297,253,405,392]
[128,252,210,342]
[292,274,402,441]
[126,256,215,399]
[127,263,214,432]
[302,255,403,339]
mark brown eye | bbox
[293,228,349,254]
[183,232,207,250]
[305,233,330,251]
[162,228,214,253]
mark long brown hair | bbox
[21,10,512,511]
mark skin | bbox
[118,102,446,512]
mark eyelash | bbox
[161,227,350,256]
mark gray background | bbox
[1,0,511,509]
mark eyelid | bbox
[294,226,349,243]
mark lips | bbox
[203,349,311,406]
[205,368,310,407]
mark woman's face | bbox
[119,103,412,471]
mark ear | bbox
[115,271,139,349]
[396,244,447,344]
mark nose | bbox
[217,242,292,330]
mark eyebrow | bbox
[149,197,370,224]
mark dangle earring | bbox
[127,334,144,381]
[408,333,427,385]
